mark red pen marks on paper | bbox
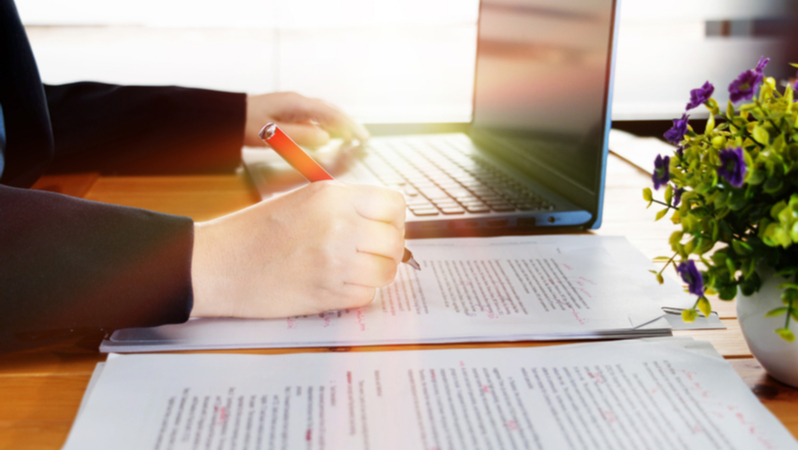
[561,263,573,270]
[571,308,588,325]
[216,406,228,425]
[286,317,297,329]
[355,309,366,331]
[602,410,616,423]
[306,430,312,441]
[578,277,597,285]
[506,420,518,431]
[588,372,604,385]
[578,288,593,299]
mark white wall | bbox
[16,0,796,123]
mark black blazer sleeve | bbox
[0,0,246,349]
[44,82,246,175]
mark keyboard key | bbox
[406,197,433,209]
[465,205,491,213]
[455,195,481,204]
[480,195,504,203]
[433,200,460,208]
[418,187,450,200]
[410,208,439,216]
[441,187,473,198]
[461,200,487,208]
[440,206,465,215]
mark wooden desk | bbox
[1,154,796,448]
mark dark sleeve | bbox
[44,82,247,175]
[0,185,194,336]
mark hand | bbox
[190,181,406,319]
[244,92,370,147]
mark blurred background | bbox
[16,0,798,125]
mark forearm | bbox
[0,185,194,340]
[44,82,247,175]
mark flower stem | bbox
[651,199,678,210]
[659,252,679,276]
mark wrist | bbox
[190,221,233,317]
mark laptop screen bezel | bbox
[467,0,620,229]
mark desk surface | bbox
[1,154,796,448]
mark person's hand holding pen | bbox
[189,97,410,319]
[190,180,407,319]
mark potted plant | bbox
[643,57,798,386]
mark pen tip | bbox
[407,257,421,271]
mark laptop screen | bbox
[471,0,616,199]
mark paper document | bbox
[102,236,676,352]
[66,338,796,449]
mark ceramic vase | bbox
[736,269,798,387]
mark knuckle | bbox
[381,262,398,286]
[359,288,377,306]
[389,231,404,259]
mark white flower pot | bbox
[736,269,798,387]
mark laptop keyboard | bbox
[362,137,554,216]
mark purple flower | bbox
[686,81,714,110]
[675,146,685,159]
[677,260,704,297]
[728,70,761,103]
[664,114,689,145]
[755,56,770,73]
[652,155,670,190]
[728,57,769,104]
[717,147,747,187]
[672,187,685,206]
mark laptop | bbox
[244,0,621,238]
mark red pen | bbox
[259,122,420,271]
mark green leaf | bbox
[726,100,736,119]
[682,309,698,322]
[643,187,653,207]
[731,240,753,255]
[705,115,716,135]
[664,184,673,204]
[656,272,664,285]
[719,285,738,300]
[697,297,712,318]
[669,231,683,249]
[776,328,796,342]
[753,125,770,145]
[655,208,669,221]
[764,307,789,318]
[706,97,720,116]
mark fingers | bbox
[337,283,377,309]
[355,219,405,264]
[350,185,406,230]
[297,96,370,142]
[344,252,399,289]
[276,121,331,147]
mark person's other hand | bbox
[244,92,370,147]
[189,181,406,319]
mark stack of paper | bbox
[102,236,682,352]
[66,338,797,449]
